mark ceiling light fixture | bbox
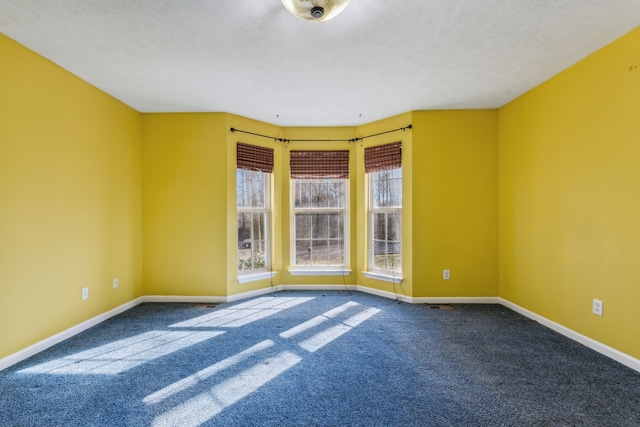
[281,0,352,22]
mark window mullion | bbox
[250,212,255,270]
[309,213,314,264]
[325,212,329,264]
[384,211,389,270]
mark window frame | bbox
[237,168,272,276]
[289,177,350,274]
[367,167,402,279]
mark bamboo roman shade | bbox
[364,142,402,173]
[290,150,350,179]
[236,143,274,173]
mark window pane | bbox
[387,213,401,241]
[373,240,388,256]
[253,241,267,269]
[251,174,265,208]
[237,170,249,208]
[294,181,311,208]
[311,214,328,239]
[373,213,386,240]
[327,181,344,208]
[295,214,311,239]
[329,239,344,265]
[252,213,266,242]
[238,251,253,271]
[389,178,402,207]
[371,169,402,208]
[238,170,266,209]
[374,256,388,270]
[295,240,311,265]
[311,182,328,208]
[238,212,252,271]
[388,242,401,257]
[310,240,329,265]
[238,213,252,245]
[328,214,343,238]
[389,252,401,273]
[253,239,267,254]
[372,179,384,209]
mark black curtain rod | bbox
[229,124,412,143]
[228,128,288,143]
[351,124,413,142]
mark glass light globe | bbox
[281,0,352,22]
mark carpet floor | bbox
[1,290,639,426]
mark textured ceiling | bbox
[1,1,639,126]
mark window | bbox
[292,178,347,267]
[290,150,349,271]
[369,168,402,273]
[365,142,402,277]
[237,143,273,275]
[237,169,270,272]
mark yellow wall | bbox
[142,113,228,297]
[411,110,499,297]
[141,113,285,298]
[0,34,142,359]
[499,27,640,359]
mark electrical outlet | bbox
[82,287,89,301]
[592,299,603,316]
[443,269,450,280]
[113,277,119,289]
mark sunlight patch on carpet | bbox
[279,301,360,339]
[298,307,380,353]
[169,297,314,328]
[143,339,275,405]
[146,300,380,424]
[19,330,223,375]
[152,351,302,427]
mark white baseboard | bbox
[142,295,227,304]
[354,285,413,302]
[499,298,640,374]
[0,297,144,372]
[279,284,412,302]
[413,296,500,304]
[226,286,282,302]
[280,284,357,292]
[277,284,498,305]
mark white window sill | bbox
[289,269,352,277]
[363,271,403,283]
[237,271,277,284]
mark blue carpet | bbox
[1,290,639,426]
